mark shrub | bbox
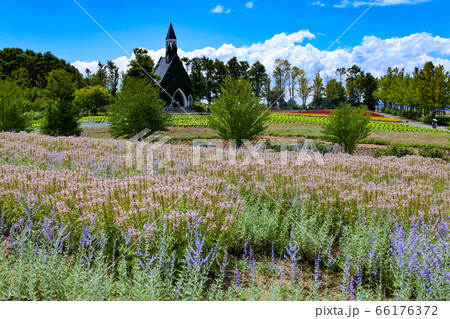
[374,145,414,158]
[0,79,30,132]
[41,70,81,136]
[73,85,112,116]
[108,78,170,139]
[420,115,450,126]
[322,103,371,154]
[208,77,269,146]
[419,146,448,161]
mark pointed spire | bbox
[166,23,177,40]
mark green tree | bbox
[249,61,268,97]
[0,48,84,89]
[239,61,250,79]
[126,48,157,80]
[201,57,215,104]
[227,57,242,79]
[189,57,206,102]
[208,77,269,146]
[0,79,30,132]
[290,66,302,104]
[73,85,112,116]
[41,69,81,136]
[91,62,108,87]
[312,71,324,108]
[296,69,312,107]
[108,77,169,139]
[273,59,291,95]
[212,59,228,98]
[345,65,364,106]
[325,78,346,108]
[417,62,449,116]
[362,73,378,111]
[106,60,120,96]
[322,103,371,154]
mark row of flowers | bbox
[273,110,402,122]
[0,132,448,238]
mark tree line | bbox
[0,46,449,136]
[181,57,379,111]
[375,62,449,121]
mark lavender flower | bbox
[234,266,241,290]
[284,238,301,279]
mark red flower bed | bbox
[271,110,385,117]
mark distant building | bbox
[155,23,194,110]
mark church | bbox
[155,23,194,110]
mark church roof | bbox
[155,57,172,80]
[166,23,177,40]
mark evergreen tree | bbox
[126,48,157,81]
[108,77,169,139]
[41,69,81,136]
[249,61,268,98]
[0,79,30,132]
[208,77,269,146]
[227,57,242,79]
[106,60,120,96]
[362,73,378,111]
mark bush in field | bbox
[0,79,30,132]
[374,145,414,158]
[73,85,112,116]
[208,77,270,146]
[322,103,371,154]
[108,77,169,139]
[419,145,448,161]
[41,69,81,136]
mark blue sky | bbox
[1,0,449,77]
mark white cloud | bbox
[245,2,254,9]
[211,4,231,14]
[312,1,325,7]
[72,31,450,83]
[333,0,431,8]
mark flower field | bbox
[0,132,449,301]
[273,110,402,122]
[167,114,449,134]
[78,114,448,134]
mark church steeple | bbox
[165,23,177,62]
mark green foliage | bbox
[79,116,109,123]
[0,79,30,132]
[41,70,81,136]
[74,85,112,116]
[322,103,372,154]
[208,77,269,146]
[0,48,83,88]
[108,77,169,139]
[312,71,325,108]
[229,199,289,252]
[126,48,157,80]
[419,115,450,126]
[325,78,347,109]
[376,62,449,118]
[418,145,448,161]
[374,145,414,158]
